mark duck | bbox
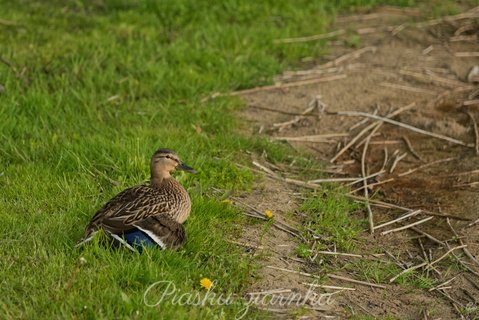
[76,148,197,252]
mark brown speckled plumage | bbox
[77,149,196,250]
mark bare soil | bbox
[231,5,479,320]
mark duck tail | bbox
[75,225,97,248]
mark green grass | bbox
[0,0,466,319]
[299,186,364,252]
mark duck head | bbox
[150,149,197,184]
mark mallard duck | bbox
[77,148,197,252]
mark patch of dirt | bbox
[228,5,479,320]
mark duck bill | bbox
[178,163,197,174]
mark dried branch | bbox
[465,111,479,155]
[373,210,422,231]
[380,82,437,95]
[328,274,386,289]
[274,29,346,44]
[362,124,381,234]
[398,157,456,177]
[389,152,408,173]
[330,102,416,162]
[446,218,479,268]
[331,111,473,147]
[402,136,423,160]
[389,245,467,282]
[273,133,348,142]
[302,283,356,291]
[380,217,434,236]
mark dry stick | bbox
[390,261,428,282]
[441,169,479,177]
[328,274,386,289]
[348,194,471,221]
[418,238,428,262]
[229,74,347,96]
[422,45,434,55]
[446,218,479,268]
[269,173,470,222]
[330,102,416,163]
[346,170,386,186]
[410,227,445,246]
[463,99,479,106]
[272,100,318,130]
[315,251,385,258]
[320,46,377,69]
[428,276,458,292]
[465,111,479,155]
[466,217,479,228]
[266,265,322,280]
[373,210,422,231]
[330,122,378,163]
[380,82,437,95]
[331,111,473,148]
[381,147,388,172]
[398,157,456,177]
[362,124,381,234]
[450,249,479,277]
[389,245,467,282]
[356,8,479,36]
[310,171,384,184]
[302,283,356,291]
[450,35,478,42]
[380,217,434,236]
[455,22,476,36]
[246,289,291,295]
[273,133,349,142]
[227,240,264,250]
[348,108,377,131]
[402,136,423,161]
[414,7,479,28]
[264,171,470,224]
[369,140,402,145]
[454,181,479,188]
[455,52,479,57]
[265,265,386,289]
[274,29,346,44]
[427,245,468,269]
[249,105,318,117]
[252,161,277,177]
[399,69,471,88]
[348,178,395,194]
[389,152,408,174]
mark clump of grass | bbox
[299,186,364,252]
[346,260,402,284]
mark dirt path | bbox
[231,5,479,319]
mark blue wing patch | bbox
[123,229,155,252]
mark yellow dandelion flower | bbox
[264,210,273,219]
[222,199,232,204]
[200,278,213,290]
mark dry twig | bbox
[402,136,423,160]
[373,210,422,231]
[274,29,346,44]
[390,245,467,282]
[380,82,436,95]
[398,157,456,177]
[465,111,479,155]
[331,111,473,147]
[330,102,416,162]
[380,217,434,236]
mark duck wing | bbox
[131,215,186,250]
[78,185,173,243]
